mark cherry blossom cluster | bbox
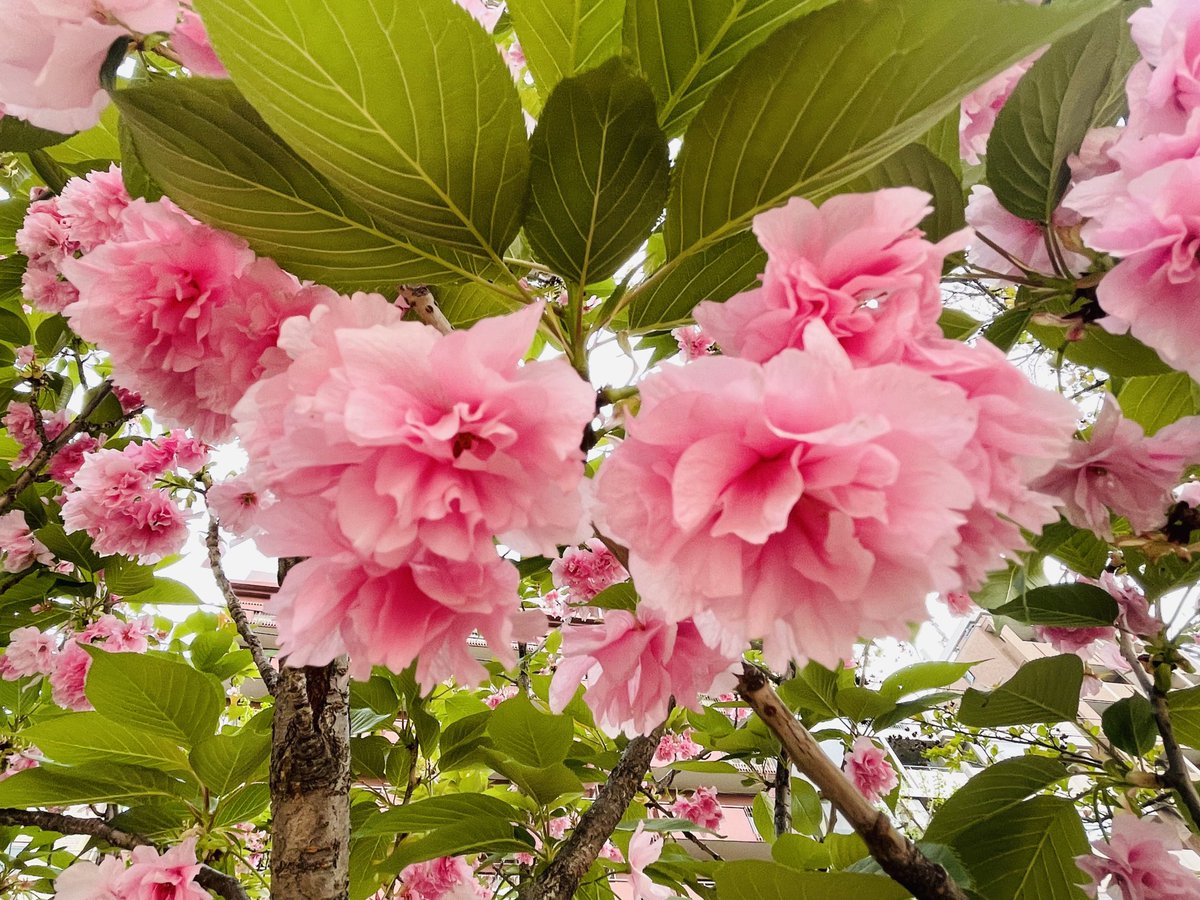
[0,510,54,573]
[844,737,899,805]
[0,613,154,710]
[652,729,702,766]
[396,856,491,900]
[0,0,224,134]
[549,538,627,601]
[670,785,723,831]
[234,299,596,686]
[54,836,209,900]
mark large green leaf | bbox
[879,661,974,703]
[114,78,494,291]
[778,661,840,720]
[987,6,1132,223]
[1101,695,1157,757]
[958,654,1083,727]
[1027,319,1172,377]
[925,756,1069,844]
[772,833,868,871]
[623,0,834,137]
[190,727,271,795]
[1168,686,1200,749]
[0,763,189,807]
[838,143,967,243]
[509,0,624,96]
[1033,518,1109,579]
[714,861,910,900]
[47,105,122,164]
[0,117,71,152]
[355,793,517,836]
[123,577,203,606]
[84,647,224,747]
[485,692,574,767]
[525,60,670,287]
[199,0,530,255]
[664,0,1113,262]
[1117,372,1200,436]
[384,819,533,872]
[21,713,193,779]
[991,584,1119,628]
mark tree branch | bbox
[521,720,668,900]
[0,808,249,900]
[205,518,278,695]
[1117,633,1200,824]
[736,663,969,900]
[0,382,113,517]
[398,285,453,335]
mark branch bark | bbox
[0,381,113,517]
[520,721,668,900]
[0,807,249,900]
[205,518,278,695]
[1117,633,1200,825]
[398,285,453,335]
[736,663,969,900]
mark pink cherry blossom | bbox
[54,854,125,900]
[455,0,502,31]
[693,189,966,367]
[0,511,54,572]
[117,836,209,900]
[1069,127,1123,184]
[1127,0,1200,135]
[49,639,92,710]
[113,384,144,414]
[549,608,735,737]
[959,51,1043,166]
[671,325,715,361]
[33,0,180,34]
[484,684,517,709]
[653,729,702,766]
[208,474,268,536]
[4,401,68,467]
[22,261,79,313]
[844,737,898,804]
[547,816,571,840]
[57,164,131,252]
[236,297,594,564]
[15,346,36,369]
[172,7,229,78]
[1091,572,1162,637]
[398,856,489,900]
[671,786,723,831]
[1030,395,1200,540]
[549,539,626,601]
[1034,624,1114,656]
[964,185,1088,278]
[0,626,56,678]
[595,323,980,668]
[943,591,977,617]
[627,823,670,900]
[16,196,75,269]
[47,434,101,485]
[1077,814,1200,900]
[1,749,39,780]
[0,2,125,132]
[81,614,154,652]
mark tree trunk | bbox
[270,659,352,899]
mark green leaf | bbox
[199,0,530,255]
[839,143,967,243]
[1101,695,1157,757]
[714,861,910,900]
[664,0,1113,262]
[101,555,157,596]
[438,711,492,771]
[484,753,584,805]
[938,309,981,341]
[123,576,203,605]
[509,0,623,96]
[385,818,533,872]
[485,692,574,767]
[0,117,71,152]
[35,525,100,571]
[880,661,974,702]
[108,802,193,841]
[751,792,776,844]
[190,727,271,795]
[1117,372,1200,436]
[835,686,893,722]
[0,308,31,346]
[773,833,868,871]
[625,231,766,332]
[623,0,835,137]
[355,793,517,836]
[958,654,1083,728]
[432,282,522,329]
[991,583,1119,628]
[790,778,823,838]
[114,78,495,291]
[190,630,235,673]
[778,662,840,721]
[987,7,1131,222]
[213,782,271,827]
[0,763,189,807]
[1027,319,1171,377]
[84,647,224,748]
[526,60,670,287]
[871,690,958,731]
[1167,686,1200,749]
[925,756,1069,845]
[21,713,193,779]
[1033,518,1109,579]
[985,306,1033,353]
[589,582,638,612]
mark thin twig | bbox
[0,808,249,900]
[205,518,278,695]
[0,382,113,517]
[398,285,453,335]
[1117,633,1200,824]
[736,663,969,900]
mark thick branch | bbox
[736,664,969,900]
[398,285,453,335]
[0,382,113,517]
[773,751,791,837]
[1117,633,1200,824]
[521,721,668,900]
[0,808,249,900]
[206,519,278,695]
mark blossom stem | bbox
[398,284,453,335]
[0,808,249,900]
[204,518,278,695]
[1116,632,1200,826]
[736,663,969,900]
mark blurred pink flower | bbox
[943,591,976,617]
[671,785,723,831]
[627,823,670,900]
[208,474,269,536]
[1127,0,1200,134]
[54,854,124,900]
[1034,624,1113,657]
[671,325,715,361]
[1077,814,1200,899]
[117,836,209,900]
[0,511,54,573]
[1,626,56,678]
[398,855,489,899]
[844,737,898,804]
[49,639,92,710]
[172,7,229,78]
[964,185,1087,278]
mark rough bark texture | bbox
[270,558,352,900]
[737,664,969,900]
[772,752,791,837]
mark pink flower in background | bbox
[0,626,56,678]
[117,836,209,900]
[455,0,502,31]
[49,639,92,710]
[0,749,38,780]
[1034,625,1114,656]
[57,164,130,252]
[627,823,670,900]
[208,474,268,536]
[12,346,34,369]
[599,842,623,863]
[172,7,229,78]
[0,511,54,572]
[1069,127,1123,183]
[21,262,78,313]
[1126,0,1200,134]
[113,384,144,414]
[0,3,124,132]
[81,614,153,652]
[596,324,979,669]
[550,608,735,737]
[484,684,517,709]
[964,185,1088,277]
[549,539,626,601]
[844,737,898,804]
[1077,814,1200,900]
[54,854,125,900]
[943,591,976,617]
[47,435,101,485]
[1031,395,1200,539]
[16,197,75,268]
[127,433,209,475]
[398,855,489,900]
[671,786,723,831]
[1178,481,1200,506]
[4,401,68,468]
[547,816,571,840]
[959,51,1043,165]
[1093,572,1162,637]
[653,729,702,766]
[694,189,965,367]
[671,325,715,361]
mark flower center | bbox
[452,431,494,460]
